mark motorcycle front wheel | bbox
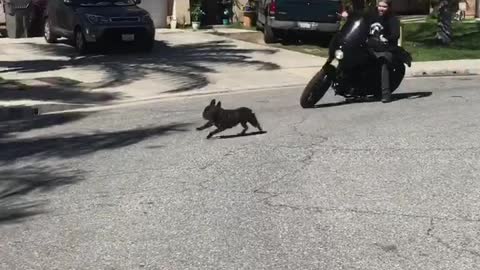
[300,68,332,108]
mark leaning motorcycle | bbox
[300,13,412,108]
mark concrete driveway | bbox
[0,30,324,107]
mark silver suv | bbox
[44,0,155,53]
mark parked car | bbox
[256,0,343,44]
[1,0,47,37]
[44,0,155,54]
[31,0,48,37]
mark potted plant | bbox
[223,8,231,25]
[242,0,257,28]
[190,0,205,30]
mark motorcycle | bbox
[299,12,412,108]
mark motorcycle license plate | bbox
[122,34,135,41]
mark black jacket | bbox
[367,13,400,51]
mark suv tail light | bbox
[269,0,277,16]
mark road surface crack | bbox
[263,202,480,224]
[426,218,480,258]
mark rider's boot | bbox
[381,62,392,103]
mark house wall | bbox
[171,0,191,26]
[465,0,476,17]
[139,0,191,28]
[0,0,5,25]
[139,0,168,28]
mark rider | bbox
[367,0,401,103]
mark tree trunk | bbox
[436,0,455,45]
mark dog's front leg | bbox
[196,121,214,131]
[207,128,225,139]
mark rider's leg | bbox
[381,60,391,103]
[376,51,393,103]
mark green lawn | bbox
[402,21,480,61]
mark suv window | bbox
[72,0,136,6]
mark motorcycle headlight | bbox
[335,49,344,60]
[86,14,109,24]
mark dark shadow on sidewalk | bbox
[0,122,192,162]
[0,39,281,104]
[0,166,84,225]
[314,92,432,108]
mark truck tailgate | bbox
[275,0,341,23]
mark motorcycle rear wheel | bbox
[390,62,406,92]
[300,68,332,108]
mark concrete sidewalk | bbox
[1,29,479,119]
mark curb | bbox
[406,69,479,77]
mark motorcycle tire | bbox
[300,68,332,108]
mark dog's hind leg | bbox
[248,114,263,132]
[240,122,249,135]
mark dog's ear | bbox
[210,99,216,106]
[216,101,222,108]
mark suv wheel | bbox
[263,19,277,44]
[74,28,89,54]
[44,19,57,43]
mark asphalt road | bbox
[1,76,480,269]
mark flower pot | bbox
[243,11,256,28]
[192,21,200,30]
[222,18,230,25]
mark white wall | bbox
[139,0,168,28]
[0,0,6,24]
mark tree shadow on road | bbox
[0,83,119,104]
[0,122,192,162]
[0,166,84,225]
[0,112,92,139]
[314,91,432,108]
[0,39,280,104]
[0,120,192,224]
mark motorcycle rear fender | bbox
[396,47,412,67]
